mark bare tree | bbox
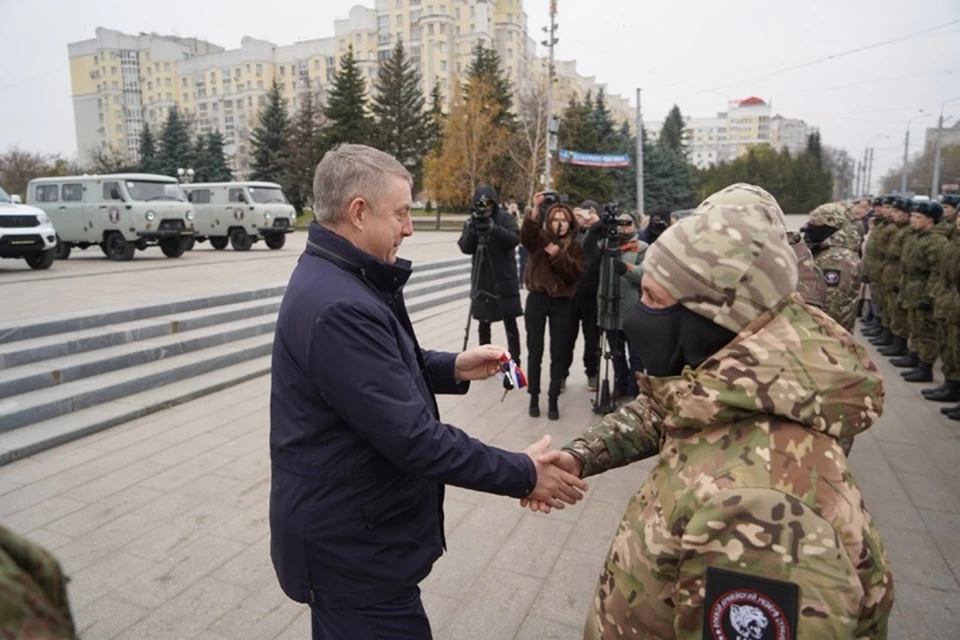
[89,142,135,174]
[0,146,80,199]
[506,79,549,205]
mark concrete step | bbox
[0,356,272,465]
[0,314,278,399]
[0,333,275,434]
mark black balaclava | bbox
[623,300,738,377]
[803,224,838,246]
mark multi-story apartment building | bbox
[68,1,634,176]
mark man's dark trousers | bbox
[311,587,432,639]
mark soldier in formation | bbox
[927,195,960,418]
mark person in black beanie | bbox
[458,185,523,363]
[642,205,671,244]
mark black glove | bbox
[614,262,628,276]
[471,216,493,234]
[892,285,900,294]
[919,301,933,312]
[861,274,869,285]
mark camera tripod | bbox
[592,233,622,415]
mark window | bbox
[188,189,211,204]
[256,63,262,76]
[165,77,171,87]
[280,65,286,76]
[147,80,153,90]
[112,82,119,89]
[211,71,217,83]
[182,78,188,87]
[314,59,320,69]
[36,185,58,202]
[61,183,83,202]
[396,14,403,25]
[166,93,172,101]
[439,23,446,34]
[440,60,447,71]
[229,188,247,203]
[378,15,390,31]
[257,80,264,90]
[111,66,117,75]
[103,182,122,200]
[164,63,170,72]
[183,93,188,102]
[428,24,434,35]
[114,96,121,104]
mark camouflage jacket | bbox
[934,234,960,322]
[864,219,896,284]
[879,222,913,293]
[899,225,948,309]
[811,243,861,332]
[787,233,827,309]
[0,526,76,639]
[564,294,893,640]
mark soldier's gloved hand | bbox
[892,285,900,294]
[614,261,628,276]
[919,301,933,312]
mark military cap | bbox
[912,200,943,222]
[894,197,912,212]
[883,195,896,206]
[941,194,960,208]
[872,196,883,207]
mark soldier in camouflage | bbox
[924,195,960,403]
[895,201,949,382]
[863,197,898,345]
[803,203,862,331]
[522,184,894,639]
[877,197,914,358]
[0,525,76,639]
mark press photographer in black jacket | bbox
[458,185,523,363]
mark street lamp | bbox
[177,167,195,184]
[864,133,889,195]
[932,96,960,198]
[901,111,932,194]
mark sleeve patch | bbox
[703,567,799,640]
[823,269,841,287]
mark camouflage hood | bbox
[810,203,861,252]
[642,293,884,441]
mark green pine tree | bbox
[554,93,616,204]
[465,42,514,129]
[204,131,233,182]
[319,46,375,154]
[187,134,208,182]
[157,108,190,177]
[249,80,290,182]
[284,81,323,214]
[589,89,617,152]
[371,40,431,190]
[425,80,445,154]
[659,105,687,155]
[137,123,160,174]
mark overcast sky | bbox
[1,0,957,192]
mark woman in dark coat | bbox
[458,185,523,364]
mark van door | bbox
[227,187,248,226]
[100,180,127,236]
[59,182,93,242]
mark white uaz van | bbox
[26,173,196,261]
[0,185,58,270]
[182,182,295,251]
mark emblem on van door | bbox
[108,207,121,224]
[234,208,244,221]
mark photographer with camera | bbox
[642,205,671,244]
[584,208,648,400]
[458,185,523,363]
[522,192,585,420]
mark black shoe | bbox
[926,381,960,402]
[941,403,960,416]
[529,394,540,418]
[879,337,908,357]
[947,406,960,421]
[869,329,893,345]
[891,353,919,368]
[922,383,947,397]
[862,328,882,337]
[903,362,934,383]
[547,381,561,420]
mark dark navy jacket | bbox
[269,222,536,608]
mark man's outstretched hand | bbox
[521,446,584,514]
[523,436,587,511]
[455,344,507,383]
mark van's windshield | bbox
[126,181,186,202]
[248,186,287,204]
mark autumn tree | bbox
[506,79,549,205]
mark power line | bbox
[0,67,66,91]
[775,67,959,98]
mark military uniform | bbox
[925,196,960,403]
[0,525,76,639]
[863,199,898,344]
[562,185,894,640]
[898,201,948,381]
[877,199,914,357]
[806,204,862,332]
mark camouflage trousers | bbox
[873,285,888,325]
[887,292,909,337]
[907,308,938,363]
[939,318,960,382]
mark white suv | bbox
[0,186,57,270]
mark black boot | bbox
[879,337,908,357]
[891,352,919,368]
[947,405,960,421]
[529,393,540,418]
[922,383,948,397]
[870,329,894,346]
[941,403,960,416]
[903,361,934,383]
[547,380,561,421]
[926,380,960,402]
[862,326,883,337]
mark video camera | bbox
[471,193,497,219]
[537,191,569,227]
[598,202,624,240]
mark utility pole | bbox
[855,158,862,197]
[636,88,645,217]
[542,0,558,190]
[866,146,875,195]
[900,128,910,194]
[932,112,944,198]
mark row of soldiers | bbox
[861,195,960,419]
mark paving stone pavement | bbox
[2,237,959,639]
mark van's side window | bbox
[191,189,212,204]
[103,182,122,200]
[228,188,246,203]
[61,184,83,202]
[36,185,59,202]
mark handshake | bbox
[521,435,587,514]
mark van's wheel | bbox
[182,237,196,252]
[105,232,135,261]
[53,236,71,260]
[230,228,253,251]
[210,236,229,250]
[264,234,286,250]
[160,237,186,258]
[25,249,55,270]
